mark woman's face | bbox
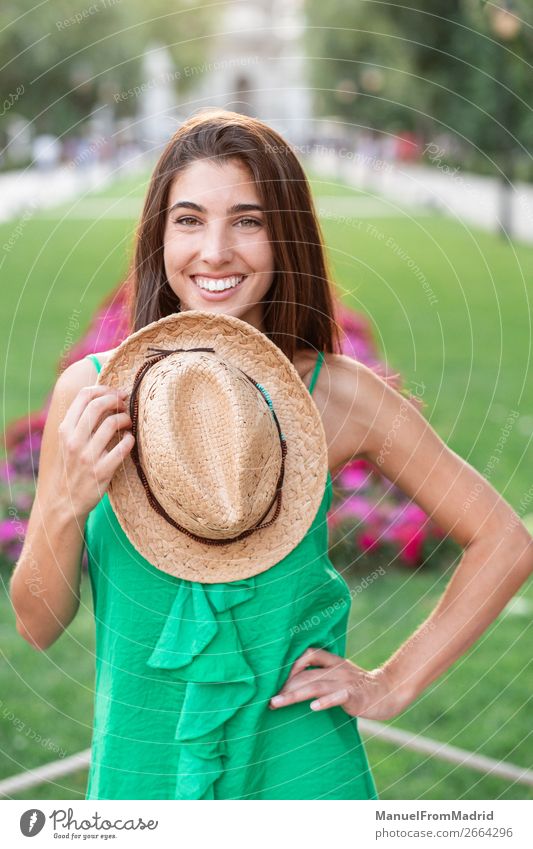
[163,158,276,331]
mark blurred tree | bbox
[305,0,533,183]
[304,0,416,132]
[452,1,533,226]
[0,0,216,139]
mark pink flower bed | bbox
[328,458,447,567]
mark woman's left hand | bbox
[269,646,406,721]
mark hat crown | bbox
[137,352,282,539]
[101,309,327,582]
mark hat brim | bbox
[97,310,328,583]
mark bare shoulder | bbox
[53,350,118,410]
[313,352,396,471]
[317,352,389,409]
[36,351,120,488]
[323,352,379,382]
[54,359,98,404]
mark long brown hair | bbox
[128,108,341,362]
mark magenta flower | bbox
[0,519,18,543]
[337,495,375,523]
[0,461,13,483]
[390,523,426,566]
[401,503,428,525]
[357,530,380,552]
[14,491,34,512]
[338,460,373,490]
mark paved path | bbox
[0,164,115,223]
[0,155,152,223]
[307,149,533,243]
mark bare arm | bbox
[9,360,133,651]
[270,358,533,717]
[350,361,533,709]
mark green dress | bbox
[83,349,378,800]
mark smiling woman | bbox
[10,107,533,803]
[128,108,340,363]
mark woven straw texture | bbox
[97,310,328,582]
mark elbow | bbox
[505,526,533,582]
[11,570,71,651]
[517,532,533,575]
[10,579,48,650]
[15,619,48,651]
[15,618,61,651]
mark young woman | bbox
[10,108,533,800]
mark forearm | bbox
[381,529,533,709]
[10,495,87,650]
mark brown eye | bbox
[237,218,261,228]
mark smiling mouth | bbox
[191,274,247,292]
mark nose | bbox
[199,221,235,265]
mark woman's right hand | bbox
[56,383,135,521]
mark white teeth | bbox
[193,275,244,292]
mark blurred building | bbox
[189,0,312,145]
[137,43,181,148]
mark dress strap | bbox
[308,351,325,396]
[85,353,102,375]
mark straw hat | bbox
[97,310,328,583]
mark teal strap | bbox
[86,353,102,375]
[308,351,324,396]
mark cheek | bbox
[163,231,186,269]
[239,234,274,268]
[162,242,172,276]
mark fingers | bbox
[277,668,330,696]
[97,430,135,479]
[269,680,338,709]
[310,689,350,711]
[270,677,352,712]
[61,384,124,433]
[75,390,128,443]
[89,411,132,458]
[286,646,344,681]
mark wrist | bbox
[43,492,90,529]
[374,662,418,714]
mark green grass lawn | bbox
[1,168,532,799]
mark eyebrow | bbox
[168,201,265,215]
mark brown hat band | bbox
[128,346,287,546]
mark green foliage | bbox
[305,0,533,174]
[0,0,217,137]
[305,0,416,130]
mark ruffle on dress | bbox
[146,577,257,800]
